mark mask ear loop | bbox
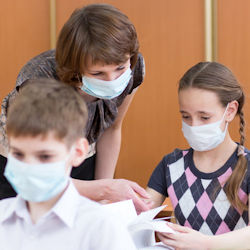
[224,103,245,156]
[76,73,82,84]
[65,145,76,176]
[222,103,230,119]
[220,103,230,132]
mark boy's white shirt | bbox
[0,181,136,250]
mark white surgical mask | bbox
[182,105,229,151]
[4,155,69,202]
[81,67,132,99]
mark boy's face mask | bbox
[182,105,229,151]
[4,155,70,202]
[81,67,132,99]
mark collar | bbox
[0,181,82,228]
[0,194,29,223]
[51,180,81,228]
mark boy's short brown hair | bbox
[6,79,88,147]
[56,3,139,85]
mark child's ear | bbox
[71,138,89,167]
[226,100,239,122]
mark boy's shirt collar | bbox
[52,180,81,228]
[0,180,84,228]
[0,194,27,223]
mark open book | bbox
[103,200,176,249]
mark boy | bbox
[0,79,136,250]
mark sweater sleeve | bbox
[16,50,58,89]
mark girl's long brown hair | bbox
[179,62,247,211]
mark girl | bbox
[147,62,250,240]
[0,4,150,212]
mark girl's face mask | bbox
[182,105,229,151]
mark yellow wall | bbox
[0,1,50,106]
[1,1,250,191]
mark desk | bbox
[156,198,174,219]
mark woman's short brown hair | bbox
[56,3,139,85]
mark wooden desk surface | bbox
[156,197,174,218]
[162,197,173,211]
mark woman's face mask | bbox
[81,58,132,99]
[182,105,229,151]
[81,67,132,99]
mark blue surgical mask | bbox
[81,67,132,99]
[4,155,69,202]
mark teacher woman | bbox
[0,3,150,212]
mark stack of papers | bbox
[103,200,176,249]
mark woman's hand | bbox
[73,178,153,214]
[157,223,211,250]
[102,178,154,214]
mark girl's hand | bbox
[157,223,211,250]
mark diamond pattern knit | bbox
[148,148,250,235]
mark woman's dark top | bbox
[0,50,145,198]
